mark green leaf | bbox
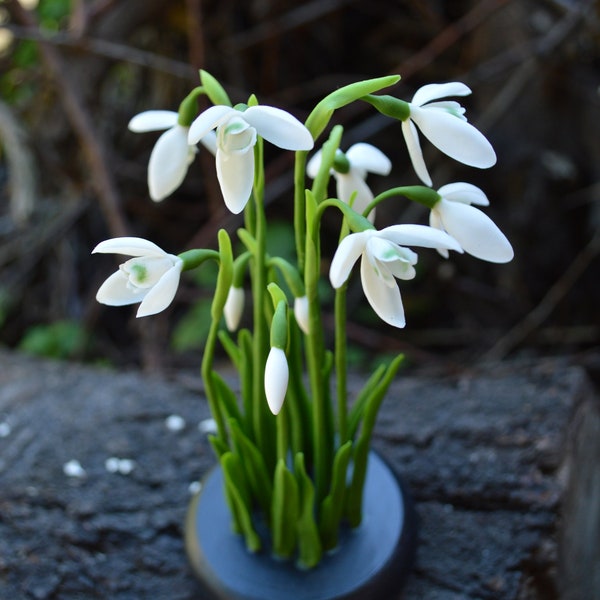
[294,453,322,569]
[221,452,261,551]
[213,372,242,424]
[199,70,232,106]
[211,229,234,320]
[271,459,300,559]
[229,419,273,516]
[305,75,400,140]
[319,440,352,551]
[345,354,404,526]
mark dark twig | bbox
[5,1,129,239]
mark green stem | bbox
[201,315,228,443]
[294,150,309,274]
[334,283,348,444]
[250,139,272,460]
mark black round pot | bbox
[185,451,417,600]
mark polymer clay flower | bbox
[402,83,496,186]
[307,143,391,220]
[264,347,289,415]
[128,110,216,202]
[329,224,462,328]
[429,183,513,263]
[93,237,183,317]
[188,105,314,214]
[223,286,245,331]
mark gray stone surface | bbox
[0,350,596,599]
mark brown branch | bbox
[5,0,129,238]
[483,232,600,362]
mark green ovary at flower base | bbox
[92,71,513,568]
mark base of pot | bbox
[185,451,417,600]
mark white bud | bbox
[264,347,289,415]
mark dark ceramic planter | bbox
[185,451,417,600]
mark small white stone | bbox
[0,422,11,438]
[198,418,217,434]
[188,480,202,495]
[105,457,121,473]
[117,458,136,475]
[63,459,86,478]
[165,414,186,432]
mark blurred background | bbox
[0,0,598,377]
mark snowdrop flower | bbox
[429,183,513,263]
[128,110,216,202]
[402,83,496,186]
[93,237,183,317]
[264,347,289,415]
[294,296,310,335]
[329,224,462,328]
[223,286,245,331]
[188,105,314,214]
[307,143,391,220]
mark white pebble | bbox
[188,480,202,495]
[105,456,136,475]
[165,414,186,432]
[0,422,11,438]
[198,418,217,434]
[63,459,86,478]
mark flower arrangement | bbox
[93,71,512,569]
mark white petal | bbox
[437,182,489,206]
[401,119,432,187]
[243,106,314,151]
[136,261,183,317]
[337,173,374,218]
[379,224,463,253]
[346,143,391,175]
[410,106,496,168]
[216,148,255,214]
[360,257,406,328]
[148,126,191,201]
[199,130,218,156]
[411,82,471,107]
[224,286,245,331]
[188,105,235,144]
[306,150,323,179]
[96,271,148,306]
[429,211,449,259]
[264,347,289,415]
[436,201,513,263]
[92,237,168,258]
[293,296,310,335]
[128,110,178,132]
[329,231,372,288]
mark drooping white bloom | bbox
[429,183,513,263]
[223,286,245,331]
[307,143,391,220]
[188,105,314,214]
[293,295,310,335]
[93,237,183,317]
[402,83,496,186]
[264,347,289,415]
[128,110,216,202]
[329,224,462,328]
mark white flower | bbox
[329,224,462,328]
[188,105,314,214]
[402,83,496,186]
[128,110,216,202]
[223,286,245,331]
[429,183,513,263]
[93,237,183,317]
[293,295,310,335]
[307,143,391,221]
[264,347,289,415]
